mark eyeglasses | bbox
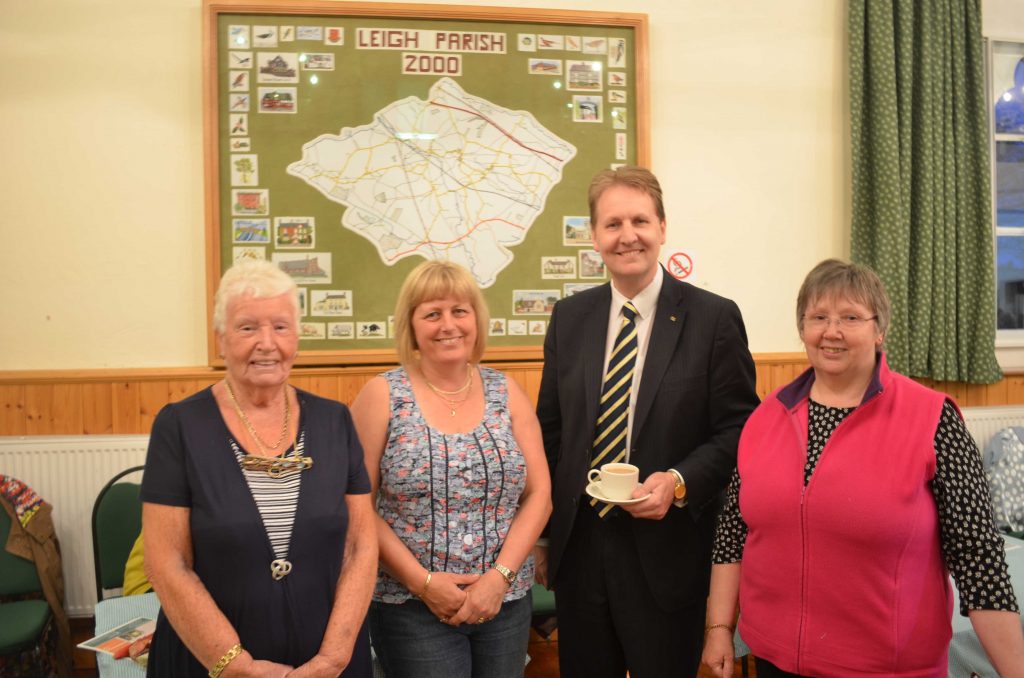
[802,314,878,330]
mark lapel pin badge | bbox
[670,315,677,322]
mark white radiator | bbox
[0,434,149,617]
[962,405,1024,452]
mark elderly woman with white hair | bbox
[141,260,378,677]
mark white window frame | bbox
[989,36,1024,370]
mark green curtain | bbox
[849,0,1001,383]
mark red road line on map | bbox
[386,218,525,261]
[428,100,564,163]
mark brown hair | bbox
[797,259,891,338]
[393,260,489,366]
[587,166,666,226]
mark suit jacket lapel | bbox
[583,285,612,439]
[633,276,686,440]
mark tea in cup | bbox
[587,462,640,501]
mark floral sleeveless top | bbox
[374,366,533,603]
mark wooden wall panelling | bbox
[139,381,172,433]
[0,385,26,436]
[111,382,141,434]
[82,383,114,435]
[3,356,1024,437]
[1005,375,1024,403]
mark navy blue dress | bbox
[141,387,372,677]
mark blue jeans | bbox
[368,595,531,678]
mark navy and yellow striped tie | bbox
[589,301,639,517]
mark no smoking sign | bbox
[667,251,694,281]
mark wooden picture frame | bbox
[203,0,649,366]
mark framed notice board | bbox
[203,0,649,365]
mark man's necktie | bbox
[589,301,639,517]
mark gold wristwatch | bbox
[669,469,687,501]
[494,563,517,586]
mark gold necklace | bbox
[224,379,291,453]
[424,363,472,397]
[224,380,311,478]
[433,379,472,417]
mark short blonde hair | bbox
[588,166,666,226]
[797,259,891,338]
[213,260,299,333]
[393,261,489,366]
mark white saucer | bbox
[585,482,651,506]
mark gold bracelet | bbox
[209,643,243,678]
[704,623,734,635]
[418,571,432,598]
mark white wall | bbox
[0,0,847,369]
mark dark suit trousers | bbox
[554,503,707,678]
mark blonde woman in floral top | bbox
[351,261,551,678]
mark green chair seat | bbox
[0,599,50,654]
[531,583,556,616]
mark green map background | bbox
[217,12,640,353]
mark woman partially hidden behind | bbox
[702,259,1024,677]
[141,260,377,677]
[351,260,551,678]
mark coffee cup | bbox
[587,462,640,501]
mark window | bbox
[992,40,1024,343]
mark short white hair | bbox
[213,260,299,332]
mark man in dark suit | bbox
[535,166,758,677]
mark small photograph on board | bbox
[228,51,253,68]
[232,246,265,263]
[573,95,603,123]
[529,59,562,75]
[310,289,352,316]
[324,27,344,46]
[579,250,607,279]
[274,216,315,249]
[328,321,354,339]
[232,218,270,243]
[257,53,299,83]
[227,25,250,50]
[297,26,323,41]
[229,71,250,91]
[541,256,577,279]
[252,25,278,48]
[357,321,386,338]
[563,216,592,245]
[489,318,507,336]
[582,37,607,54]
[272,252,331,284]
[231,189,268,216]
[566,61,602,92]
[229,114,248,136]
[537,35,564,50]
[258,87,297,113]
[513,290,560,315]
[229,93,250,112]
[517,34,537,52]
[301,53,335,70]
[608,37,627,67]
[299,322,326,339]
[564,282,601,297]
[231,154,258,186]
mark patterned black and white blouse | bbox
[713,400,1019,615]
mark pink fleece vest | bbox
[738,356,952,677]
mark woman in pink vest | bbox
[702,259,1024,677]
